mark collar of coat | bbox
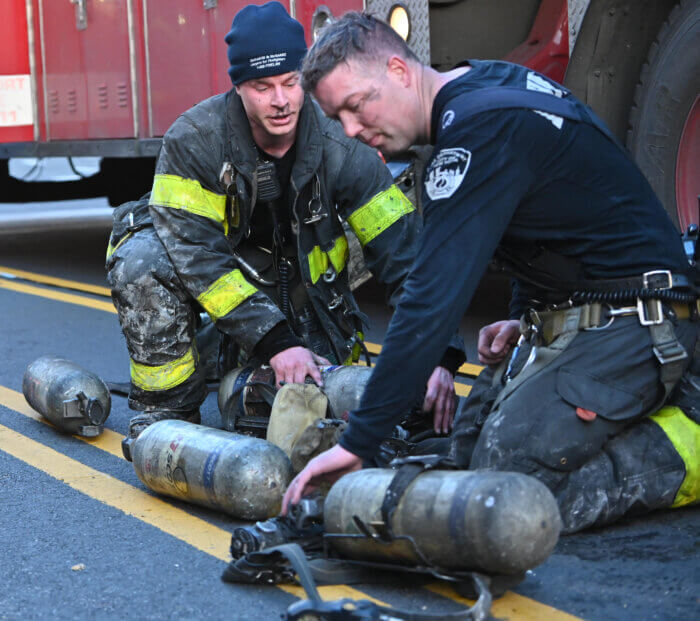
[225,90,323,193]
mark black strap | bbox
[376,455,454,540]
[452,86,622,150]
[233,544,493,621]
[221,543,320,593]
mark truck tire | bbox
[627,0,700,231]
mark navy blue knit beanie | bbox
[225,1,307,85]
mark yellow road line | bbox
[0,385,124,459]
[0,266,484,379]
[0,277,116,314]
[0,403,385,605]
[0,384,575,618]
[365,341,483,378]
[2,274,575,614]
[354,360,472,394]
[426,582,580,620]
[0,265,111,297]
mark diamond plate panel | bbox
[366,0,431,65]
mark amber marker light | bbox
[388,4,410,41]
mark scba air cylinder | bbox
[218,365,374,433]
[131,420,293,520]
[324,468,562,575]
[22,355,111,437]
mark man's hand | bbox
[423,366,456,435]
[478,320,521,366]
[269,346,331,388]
[281,444,362,514]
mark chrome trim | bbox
[38,0,49,141]
[126,0,139,137]
[289,0,296,19]
[142,0,153,137]
[25,0,39,140]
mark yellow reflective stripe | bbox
[308,236,349,284]
[106,232,133,261]
[347,185,414,246]
[196,269,257,320]
[327,235,348,273]
[150,174,229,235]
[130,348,196,392]
[650,406,700,508]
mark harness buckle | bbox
[643,269,673,290]
[637,298,664,326]
[652,342,688,366]
[327,293,343,310]
[303,213,326,225]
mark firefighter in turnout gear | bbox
[106,3,464,458]
[282,13,700,533]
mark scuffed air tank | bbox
[22,355,111,437]
[218,365,374,434]
[131,420,293,520]
[324,468,562,575]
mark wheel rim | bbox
[675,95,700,231]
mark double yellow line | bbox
[0,385,380,604]
[0,265,479,396]
[0,266,578,618]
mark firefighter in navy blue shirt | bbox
[282,13,700,533]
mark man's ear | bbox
[386,55,411,87]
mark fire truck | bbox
[1,0,697,231]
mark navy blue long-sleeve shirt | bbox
[339,60,688,461]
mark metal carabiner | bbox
[322,266,337,283]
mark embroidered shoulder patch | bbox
[425,148,471,200]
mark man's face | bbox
[236,71,304,140]
[313,58,416,156]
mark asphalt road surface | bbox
[0,197,697,620]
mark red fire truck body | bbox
[1,0,697,230]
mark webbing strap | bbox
[377,455,453,540]
[649,320,689,401]
[245,545,494,621]
[452,86,622,149]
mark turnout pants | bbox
[451,308,699,533]
[106,228,208,413]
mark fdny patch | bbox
[425,148,471,200]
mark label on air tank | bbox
[202,442,226,507]
[164,435,189,495]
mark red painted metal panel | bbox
[207,0,285,97]
[39,0,89,140]
[82,0,134,138]
[0,0,33,143]
[130,0,150,139]
[504,0,569,84]
[296,0,363,47]
[145,1,212,137]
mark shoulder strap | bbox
[451,86,623,150]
